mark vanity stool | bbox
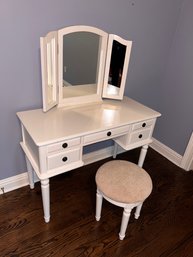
[95,160,153,240]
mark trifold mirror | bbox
[40,25,132,112]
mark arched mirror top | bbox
[40,25,132,112]
[58,25,108,37]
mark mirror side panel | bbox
[102,34,132,100]
[40,31,58,112]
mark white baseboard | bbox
[0,171,40,195]
[150,138,182,167]
[0,172,29,195]
[0,145,124,195]
[181,132,193,171]
[0,138,188,195]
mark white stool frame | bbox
[96,188,143,240]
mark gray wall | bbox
[0,0,188,180]
[152,0,193,155]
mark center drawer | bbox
[47,147,81,170]
[83,125,130,145]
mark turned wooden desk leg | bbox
[113,142,118,159]
[41,179,50,223]
[25,156,34,189]
[138,144,148,167]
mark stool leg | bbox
[113,142,118,159]
[95,189,103,221]
[119,208,132,240]
[135,202,143,219]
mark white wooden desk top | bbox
[17,97,161,146]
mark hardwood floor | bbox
[0,148,193,257]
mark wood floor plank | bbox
[0,149,193,257]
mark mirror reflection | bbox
[107,40,126,95]
[62,32,100,98]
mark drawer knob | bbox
[62,156,68,162]
[142,123,146,127]
[138,134,143,139]
[107,131,112,137]
[62,143,68,148]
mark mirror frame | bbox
[40,26,132,112]
[102,34,132,100]
[58,25,108,108]
[40,31,58,112]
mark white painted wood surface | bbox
[17,97,160,146]
[103,34,132,100]
[96,189,144,240]
[58,25,108,108]
[181,131,193,171]
[17,97,161,222]
[40,31,58,112]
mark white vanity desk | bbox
[17,97,160,222]
[17,25,161,222]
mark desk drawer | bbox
[114,126,153,151]
[83,125,130,145]
[132,119,154,131]
[129,128,152,144]
[47,137,81,153]
[47,148,81,170]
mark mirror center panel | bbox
[62,32,100,98]
[40,26,132,112]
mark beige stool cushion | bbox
[96,160,152,203]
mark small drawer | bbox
[83,125,130,145]
[47,137,81,153]
[129,128,152,144]
[132,119,154,131]
[47,148,81,170]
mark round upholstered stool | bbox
[95,160,152,240]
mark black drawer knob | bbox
[142,122,146,127]
[62,143,68,148]
[138,134,143,139]
[107,131,112,137]
[62,156,68,162]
